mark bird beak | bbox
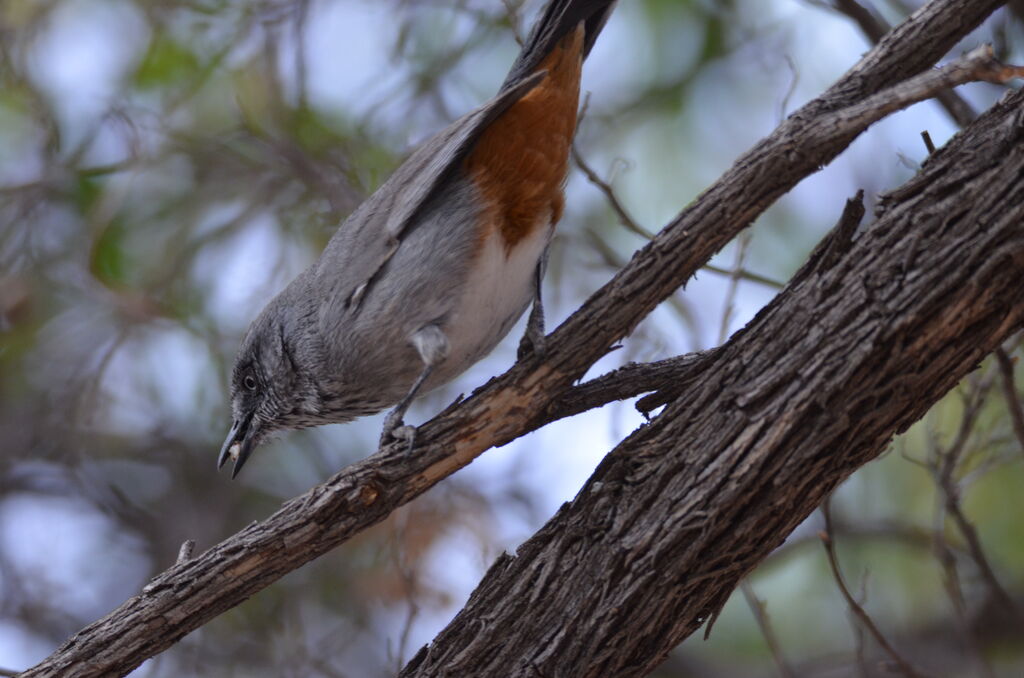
[218,412,257,479]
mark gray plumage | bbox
[220,0,617,477]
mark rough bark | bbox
[400,87,1024,678]
[16,0,1017,676]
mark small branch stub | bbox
[176,540,196,565]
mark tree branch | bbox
[739,581,796,678]
[400,83,1024,678]
[932,373,1024,626]
[815,0,978,126]
[17,1,1016,675]
[994,346,1024,459]
[821,501,931,678]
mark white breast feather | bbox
[444,222,550,373]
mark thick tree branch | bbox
[540,349,718,423]
[17,1,1015,675]
[400,85,1024,678]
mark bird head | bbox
[218,296,324,478]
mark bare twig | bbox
[571,146,653,240]
[572,147,784,290]
[764,521,942,569]
[994,348,1024,460]
[932,374,1024,628]
[293,0,311,109]
[852,574,870,678]
[920,130,936,154]
[717,233,752,343]
[702,263,783,289]
[778,54,800,121]
[931,523,997,678]
[390,510,421,673]
[500,0,527,46]
[821,501,932,678]
[176,540,195,565]
[815,47,1021,137]
[740,582,796,678]
[582,227,702,337]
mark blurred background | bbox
[2,0,1023,675]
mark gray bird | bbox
[219,0,617,477]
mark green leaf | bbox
[134,35,201,89]
[292,105,342,154]
[72,173,102,213]
[90,220,129,288]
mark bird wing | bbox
[311,71,545,314]
[312,0,617,323]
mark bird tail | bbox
[501,0,617,90]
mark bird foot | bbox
[517,287,547,361]
[380,411,417,453]
[517,321,546,361]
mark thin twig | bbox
[571,146,654,241]
[740,581,796,678]
[702,264,784,289]
[931,521,997,678]
[764,520,941,569]
[778,54,800,121]
[718,233,752,344]
[390,509,421,673]
[582,227,701,335]
[994,348,1024,461]
[500,0,527,46]
[933,374,1024,627]
[176,540,195,565]
[920,130,936,154]
[572,147,784,289]
[852,574,870,678]
[821,501,932,678]
[924,401,996,678]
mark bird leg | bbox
[517,253,548,360]
[380,324,448,452]
[379,365,433,451]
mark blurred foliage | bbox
[1,0,1023,676]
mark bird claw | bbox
[380,412,417,453]
[517,330,545,360]
[517,283,547,361]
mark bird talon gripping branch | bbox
[380,423,418,455]
[220,0,617,477]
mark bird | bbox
[219,0,617,478]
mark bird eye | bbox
[243,375,258,391]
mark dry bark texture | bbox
[17,0,1022,676]
[400,85,1024,678]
